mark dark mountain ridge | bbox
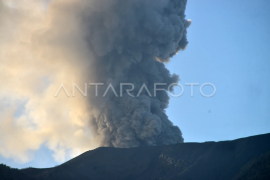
[1,133,270,180]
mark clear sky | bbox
[167,0,270,143]
[1,0,270,169]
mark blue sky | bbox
[167,0,270,142]
[1,0,270,169]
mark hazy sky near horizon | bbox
[1,0,270,168]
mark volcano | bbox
[1,133,270,180]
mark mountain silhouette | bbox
[1,133,270,180]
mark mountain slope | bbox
[0,164,35,180]
[6,133,270,179]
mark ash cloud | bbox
[0,0,190,162]
[81,0,190,147]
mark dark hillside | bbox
[2,133,270,180]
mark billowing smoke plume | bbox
[83,0,190,147]
[0,0,190,163]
